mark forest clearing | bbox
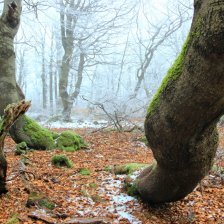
[0,124,223,224]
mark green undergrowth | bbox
[56,130,87,152]
[138,136,149,146]
[51,154,73,168]
[79,168,91,175]
[26,191,55,210]
[212,164,224,175]
[124,180,139,197]
[23,116,55,149]
[15,141,29,155]
[6,214,19,224]
[89,182,98,188]
[107,163,147,175]
[23,116,86,151]
[147,35,191,116]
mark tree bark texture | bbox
[0,1,57,150]
[0,0,22,114]
[59,0,86,121]
[137,0,224,203]
[0,1,30,145]
[0,100,30,194]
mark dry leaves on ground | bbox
[0,127,223,224]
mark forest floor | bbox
[0,125,223,224]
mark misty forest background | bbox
[3,0,193,125]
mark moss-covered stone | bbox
[51,154,73,168]
[56,130,86,152]
[114,163,147,175]
[23,116,55,150]
[79,168,91,175]
[147,35,191,116]
[21,117,86,151]
[26,191,55,210]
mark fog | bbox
[2,0,193,124]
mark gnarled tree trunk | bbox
[0,1,57,150]
[137,0,224,203]
[0,100,30,194]
[0,0,22,114]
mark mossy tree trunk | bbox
[137,0,224,203]
[0,0,57,150]
[0,100,30,194]
[0,0,22,113]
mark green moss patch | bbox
[212,164,224,175]
[51,154,73,168]
[15,141,29,155]
[6,214,19,224]
[26,192,55,210]
[79,168,91,176]
[22,117,86,151]
[56,130,87,152]
[138,136,149,146]
[124,177,139,197]
[104,166,113,172]
[89,183,97,188]
[147,35,191,116]
[113,163,147,175]
[23,116,55,150]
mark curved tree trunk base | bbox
[137,0,224,203]
[0,100,30,194]
[137,124,218,203]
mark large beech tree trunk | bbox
[0,100,30,194]
[0,1,57,150]
[137,0,224,203]
[0,0,31,144]
[0,0,22,113]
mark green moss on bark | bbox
[21,117,86,151]
[23,116,55,150]
[56,130,86,152]
[147,35,191,116]
[124,177,140,197]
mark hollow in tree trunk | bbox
[137,0,224,203]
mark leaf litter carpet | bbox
[0,127,223,224]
